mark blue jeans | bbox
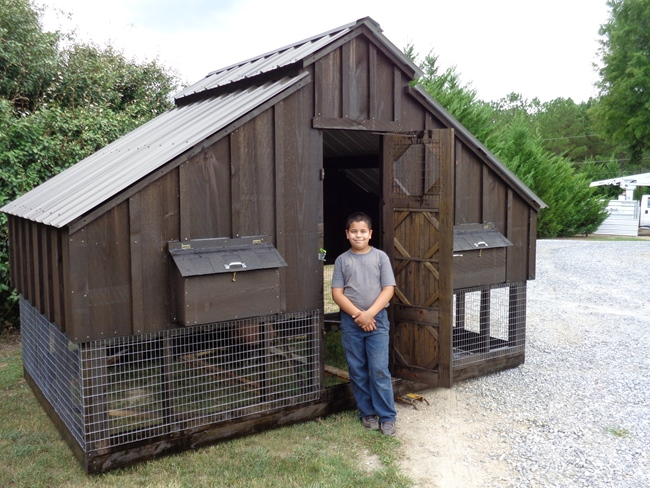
[340,309,396,423]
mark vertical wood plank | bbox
[348,37,369,120]
[314,50,342,119]
[438,129,455,387]
[369,44,377,121]
[341,42,351,119]
[230,131,242,236]
[181,139,231,239]
[129,192,144,334]
[178,161,191,241]
[31,222,42,310]
[130,171,180,333]
[393,68,401,122]
[7,216,17,290]
[280,87,321,312]
[68,203,132,341]
[60,229,71,335]
[373,52,394,123]
[528,209,537,280]
[40,225,52,319]
[67,227,89,342]
[18,218,28,295]
[51,229,64,329]
[274,102,287,312]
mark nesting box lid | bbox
[169,236,287,277]
[453,223,513,252]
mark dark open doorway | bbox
[321,129,384,386]
[322,129,383,264]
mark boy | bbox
[331,212,397,436]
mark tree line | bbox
[1,0,649,331]
[0,0,179,330]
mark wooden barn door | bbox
[382,130,454,387]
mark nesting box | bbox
[1,16,544,473]
[169,236,287,325]
[452,223,513,290]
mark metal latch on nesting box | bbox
[396,393,430,409]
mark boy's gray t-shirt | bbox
[331,247,396,311]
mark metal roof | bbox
[2,15,544,230]
[174,17,421,102]
[1,74,309,227]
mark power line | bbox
[541,135,601,141]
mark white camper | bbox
[640,194,650,228]
[590,172,650,236]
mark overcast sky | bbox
[38,0,611,103]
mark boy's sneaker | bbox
[361,416,379,430]
[380,421,396,436]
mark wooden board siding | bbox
[481,164,508,230]
[51,227,65,329]
[507,191,533,282]
[68,202,132,342]
[452,139,535,285]
[130,170,180,334]
[7,218,65,331]
[370,44,395,122]
[179,137,231,240]
[314,46,343,119]
[231,109,276,239]
[454,142,483,225]
[344,36,369,120]
[314,36,405,131]
[277,87,322,313]
[528,211,537,280]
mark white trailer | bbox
[589,172,650,236]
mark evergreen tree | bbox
[591,0,650,169]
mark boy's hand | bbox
[353,310,376,331]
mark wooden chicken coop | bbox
[1,17,544,473]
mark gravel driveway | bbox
[396,238,650,488]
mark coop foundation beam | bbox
[452,353,525,383]
[27,366,425,475]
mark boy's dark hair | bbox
[346,211,372,230]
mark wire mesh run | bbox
[452,282,526,368]
[391,136,442,201]
[20,297,320,453]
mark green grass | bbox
[606,426,631,438]
[0,333,412,487]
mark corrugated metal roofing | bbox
[1,74,309,227]
[175,17,421,102]
[2,15,544,229]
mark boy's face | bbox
[346,220,373,254]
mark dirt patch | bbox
[395,388,509,488]
[0,331,20,354]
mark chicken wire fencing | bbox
[452,282,526,368]
[20,297,321,454]
[391,135,443,202]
